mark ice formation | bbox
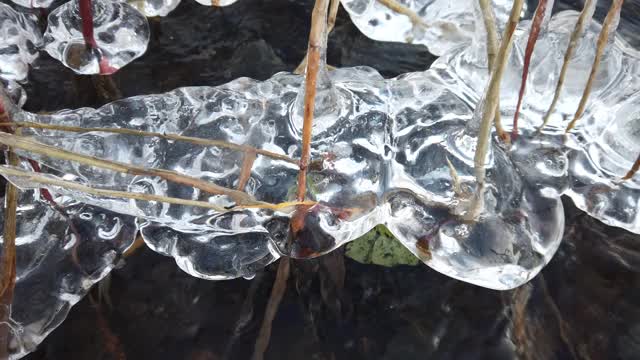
[43,0,150,75]
[0,3,42,83]
[340,0,520,56]
[0,186,137,359]
[125,0,183,17]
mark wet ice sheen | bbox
[43,0,150,74]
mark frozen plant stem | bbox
[467,0,524,220]
[294,0,339,74]
[512,0,552,140]
[0,151,18,359]
[477,0,507,141]
[297,0,329,202]
[0,121,297,164]
[565,0,624,133]
[79,0,97,49]
[622,153,640,181]
[0,132,256,205]
[377,0,428,28]
[538,0,596,133]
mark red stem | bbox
[512,0,549,140]
[79,0,97,49]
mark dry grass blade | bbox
[467,0,524,219]
[477,0,508,141]
[378,0,428,28]
[297,0,329,202]
[0,121,297,164]
[236,150,257,191]
[0,166,316,213]
[0,132,255,205]
[538,0,597,133]
[0,151,19,359]
[622,153,640,181]
[251,258,290,360]
[512,0,552,139]
[565,0,624,133]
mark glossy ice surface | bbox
[125,0,182,17]
[0,186,137,359]
[340,0,518,56]
[43,0,150,75]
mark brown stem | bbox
[236,150,256,191]
[0,151,19,359]
[622,152,640,181]
[565,0,624,133]
[251,258,290,360]
[512,0,551,140]
[538,0,596,133]
[297,0,329,202]
[294,0,339,74]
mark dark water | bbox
[17,0,640,359]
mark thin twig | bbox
[622,152,640,181]
[0,151,19,359]
[565,0,624,133]
[0,132,256,205]
[377,0,428,28]
[0,121,297,164]
[538,0,597,133]
[0,166,317,213]
[477,0,508,142]
[512,0,553,140]
[237,150,257,191]
[466,0,524,220]
[297,0,329,202]
[251,258,290,360]
[294,0,339,76]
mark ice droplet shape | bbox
[0,3,42,82]
[0,187,137,360]
[124,0,182,17]
[340,0,519,56]
[192,0,238,6]
[43,0,150,75]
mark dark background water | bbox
[13,0,640,359]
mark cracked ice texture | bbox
[0,187,137,360]
[6,60,564,291]
[0,3,42,82]
[125,0,182,17]
[340,0,518,56]
[43,0,150,75]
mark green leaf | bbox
[345,225,420,267]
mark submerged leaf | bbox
[345,225,419,267]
